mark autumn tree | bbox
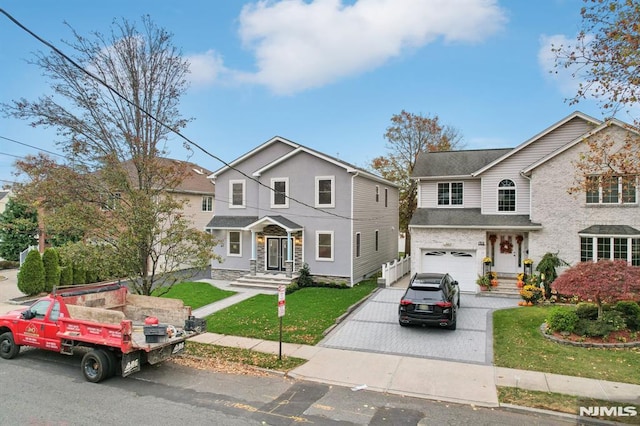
[0,197,39,262]
[2,16,219,295]
[552,260,640,319]
[370,110,463,254]
[553,0,640,193]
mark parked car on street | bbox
[398,273,460,330]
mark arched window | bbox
[498,179,516,212]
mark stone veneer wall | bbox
[211,268,248,281]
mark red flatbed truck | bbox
[0,282,206,382]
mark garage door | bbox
[421,250,477,293]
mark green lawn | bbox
[205,280,377,345]
[493,306,640,385]
[155,281,236,310]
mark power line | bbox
[0,135,66,158]
[0,8,373,222]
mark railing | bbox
[19,245,38,265]
[381,255,411,286]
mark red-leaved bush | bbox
[552,260,640,318]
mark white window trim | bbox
[497,179,517,213]
[202,195,213,212]
[580,235,639,263]
[437,182,464,207]
[355,232,361,258]
[270,177,289,208]
[229,179,246,209]
[316,231,334,261]
[227,230,242,257]
[315,176,335,208]
[586,176,638,205]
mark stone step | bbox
[230,274,297,290]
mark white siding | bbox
[481,117,596,215]
[418,179,481,208]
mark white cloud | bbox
[185,50,228,87]
[232,0,507,95]
[538,34,583,96]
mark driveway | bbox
[318,288,517,365]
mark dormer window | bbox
[437,182,463,206]
[498,179,516,212]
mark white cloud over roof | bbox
[188,0,507,95]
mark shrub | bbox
[297,263,313,288]
[547,307,579,333]
[614,301,640,331]
[552,260,640,319]
[17,250,45,296]
[72,265,86,285]
[601,309,627,331]
[576,302,599,320]
[0,260,19,269]
[584,319,614,338]
[59,265,73,286]
[42,248,60,292]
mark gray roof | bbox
[412,148,512,178]
[263,215,303,230]
[206,216,259,229]
[410,208,542,229]
[579,225,640,235]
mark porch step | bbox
[478,277,522,299]
[230,273,298,290]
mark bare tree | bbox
[3,16,219,295]
[370,110,463,255]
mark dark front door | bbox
[266,237,288,271]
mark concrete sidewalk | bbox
[2,270,639,409]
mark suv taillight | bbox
[400,299,412,306]
[435,301,452,308]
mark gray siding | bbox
[258,151,353,278]
[352,175,399,282]
[481,117,596,215]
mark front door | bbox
[493,234,518,274]
[266,237,288,271]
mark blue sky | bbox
[0,1,613,186]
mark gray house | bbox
[206,136,399,286]
[410,112,640,293]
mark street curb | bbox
[499,403,621,425]
[322,288,380,336]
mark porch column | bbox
[250,230,257,276]
[285,231,293,278]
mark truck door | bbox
[15,300,61,351]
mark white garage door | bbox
[421,250,477,293]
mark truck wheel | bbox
[0,332,20,359]
[82,350,109,383]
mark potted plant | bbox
[476,274,491,291]
[490,271,499,287]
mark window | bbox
[227,231,241,256]
[101,192,121,211]
[375,230,379,252]
[437,182,463,206]
[355,233,361,258]
[316,231,334,261]
[581,236,640,265]
[202,196,213,212]
[498,179,516,212]
[385,188,388,207]
[315,176,335,207]
[586,175,637,204]
[229,180,245,208]
[271,178,289,208]
[375,185,379,202]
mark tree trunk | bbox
[404,230,411,256]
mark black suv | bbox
[398,273,460,330]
